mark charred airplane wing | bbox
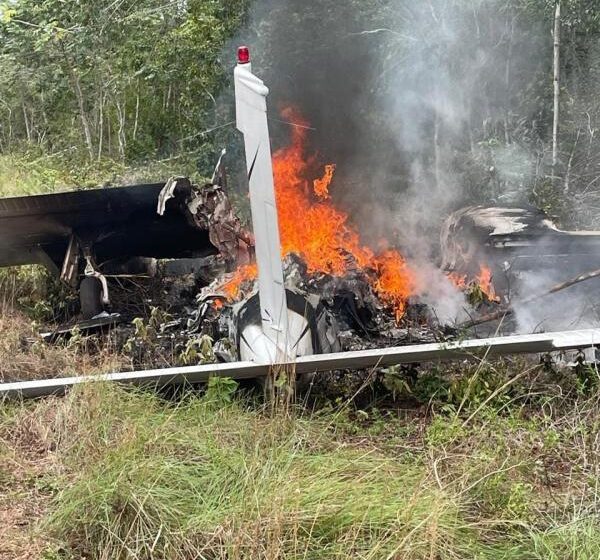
[0,179,218,272]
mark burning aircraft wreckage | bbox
[2,47,600,398]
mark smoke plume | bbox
[225,0,551,324]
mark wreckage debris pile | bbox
[196,254,442,355]
[113,251,455,373]
[126,108,495,364]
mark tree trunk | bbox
[97,90,104,161]
[133,80,140,141]
[107,115,112,156]
[73,72,95,160]
[59,44,94,160]
[564,127,580,194]
[0,105,10,150]
[552,1,561,178]
[22,103,31,143]
[115,97,126,159]
[39,91,49,147]
[504,15,515,146]
[3,102,12,149]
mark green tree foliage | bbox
[2,0,600,230]
[0,0,249,163]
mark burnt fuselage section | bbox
[441,205,600,293]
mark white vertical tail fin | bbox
[234,47,290,361]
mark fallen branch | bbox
[460,267,600,329]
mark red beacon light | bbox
[237,46,250,65]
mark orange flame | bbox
[448,272,467,290]
[374,250,415,321]
[222,263,258,299]
[313,164,336,200]
[448,265,499,303]
[225,107,416,319]
[475,264,499,303]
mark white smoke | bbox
[226,0,553,326]
[372,0,545,320]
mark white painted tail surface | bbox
[235,55,312,362]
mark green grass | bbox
[39,385,467,559]
[0,150,202,197]
[0,288,598,559]
[1,377,599,560]
[528,519,600,560]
